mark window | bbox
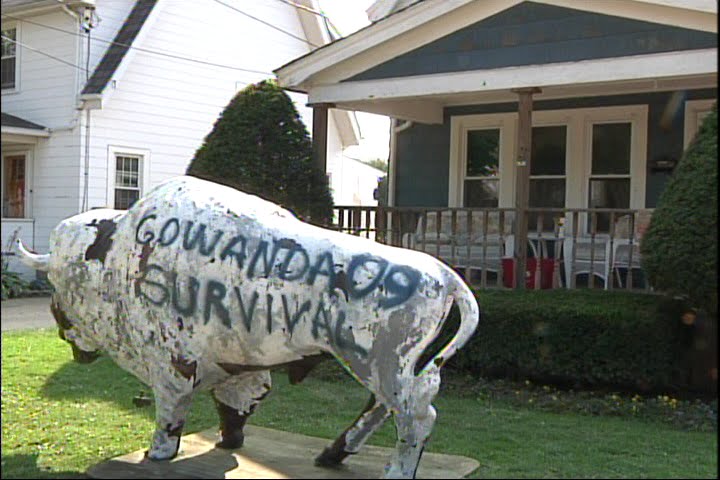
[449,105,646,220]
[114,155,141,209]
[450,112,514,208]
[1,26,17,90]
[2,154,26,218]
[464,129,500,207]
[588,122,632,232]
[529,126,566,231]
[107,147,150,210]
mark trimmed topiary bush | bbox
[640,104,717,315]
[449,289,691,393]
[187,80,333,226]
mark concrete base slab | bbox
[86,425,479,479]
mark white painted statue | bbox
[17,175,479,479]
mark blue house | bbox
[276,0,717,290]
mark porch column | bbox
[512,87,541,290]
[311,103,333,174]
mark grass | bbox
[2,329,718,479]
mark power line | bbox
[273,0,343,38]
[211,0,320,48]
[1,35,88,73]
[1,13,274,75]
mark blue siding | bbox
[395,123,450,207]
[393,89,717,207]
[349,2,717,82]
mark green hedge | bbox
[449,289,691,392]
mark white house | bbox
[1,0,381,279]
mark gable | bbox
[348,1,717,82]
[82,0,158,95]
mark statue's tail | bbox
[416,268,480,376]
[16,239,50,272]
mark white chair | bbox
[563,235,612,288]
[611,240,645,288]
[406,210,517,276]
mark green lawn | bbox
[2,329,717,479]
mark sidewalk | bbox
[1,296,55,331]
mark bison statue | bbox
[17,175,479,479]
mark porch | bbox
[331,205,653,292]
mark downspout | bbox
[81,27,92,212]
[77,4,98,212]
[387,119,413,207]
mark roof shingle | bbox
[1,112,47,130]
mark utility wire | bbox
[1,13,274,75]
[211,0,320,48]
[1,35,88,73]
[273,0,343,38]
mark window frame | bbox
[582,105,648,213]
[449,112,515,207]
[1,149,32,220]
[448,105,647,215]
[527,122,569,231]
[1,22,20,93]
[683,99,716,149]
[106,146,150,210]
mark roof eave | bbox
[1,0,63,16]
[274,0,479,88]
[1,125,50,137]
[276,0,718,91]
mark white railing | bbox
[331,206,653,291]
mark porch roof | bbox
[1,112,49,137]
[274,0,718,124]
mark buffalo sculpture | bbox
[17,175,480,479]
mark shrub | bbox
[1,268,29,300]
[187,80,334,226]
[449,289,691,393]
[641,104,717,315]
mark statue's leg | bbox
[146,385,195,460]
[315,394,390,467]
[211,370,272,449]
[382,368,441,479]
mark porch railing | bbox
[330,206,653,292]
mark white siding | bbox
[86,0,135,81]
[1,10,79,128]
[85,0,330,210]
[31,129,82,253]
[1,9,83,276]
[329,154,384,206]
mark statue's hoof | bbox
[215,432,244,449]
[143,449,177,461]
[314,448,348,468]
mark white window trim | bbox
[449,112,515,207]
[106,146,150,209]
[449,105,648,210]
[1,21,20,94]
[582,105,648,211]
[1,148,33,220]
[683,99,716,149]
